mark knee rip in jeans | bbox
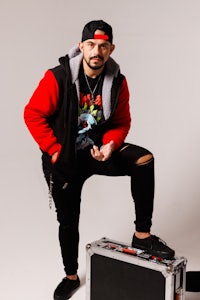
[119,145,153,166]
[136,154,154,166]
[119,145,130,152]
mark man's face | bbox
[79,30,115,71]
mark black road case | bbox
[86,237,187,300]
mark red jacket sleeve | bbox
[24,70,62,156]
[102,77,131,149]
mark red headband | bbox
[94,34,109,41]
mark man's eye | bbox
[101,44,109,49]
[87,43,94,47]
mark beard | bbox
[83,55,105,70]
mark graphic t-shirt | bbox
[76,66,104,149]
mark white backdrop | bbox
[1,1,200,299]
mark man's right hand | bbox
[90,141,115,161]
[52,152,59,163]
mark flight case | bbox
[86,237,187,300]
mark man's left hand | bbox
[90,141,115,161]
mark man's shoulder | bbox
[50,54,70,79]
[49,55,70,86]
[50,64,66,77]
[48,66,66,91]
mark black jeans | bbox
[45,143,154,275]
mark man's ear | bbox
[110,44,115,55]
[78,42,83,52]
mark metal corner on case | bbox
[86,243,91,250]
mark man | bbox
[24,20,175,300]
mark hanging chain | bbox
[84,73,101,101]
[48,173,53,209]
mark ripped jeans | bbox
[44,143,154,275]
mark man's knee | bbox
[135,154,154,166]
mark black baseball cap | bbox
[81,20,113,44]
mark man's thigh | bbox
[77,143,152,177]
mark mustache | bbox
[90,55,104,61]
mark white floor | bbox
[1,235,198,300]
[71,287,200,300]
[1,162,200,300]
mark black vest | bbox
[42,55,124,184]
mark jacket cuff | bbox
[48,143,62,156]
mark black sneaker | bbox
[132,234,175,259]
[54,276,80,300]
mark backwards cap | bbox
[81,20,113,44]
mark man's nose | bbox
[93,44,101,54]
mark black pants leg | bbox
[48,176,86,275]
[131,159,154,231]
[44,143,154,275]
[112,144,155,232]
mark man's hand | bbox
[90,141,115,161]
[51,151,59,163]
